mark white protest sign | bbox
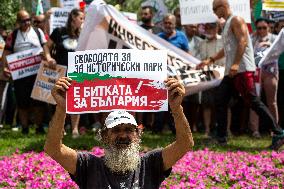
[6,48,42,80]
[60,0,81,9]
[49,7,70,34]
[31,63,67,104]
[179,0,251,24]
[263,0,284,11]
[259,29,284,67]
[67,49,168,113]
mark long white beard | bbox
[104,142,140,174]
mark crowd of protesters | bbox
[0,2,283,148]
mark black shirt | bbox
[140,24,163,35]
[50,27,78,66]
[71,149,171,189]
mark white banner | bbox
[49,7,70,34]
[6,48,42,80]
[263,0,284,11]
[77,0,225,95]
[179,0,251,24]
[60,0,81,9]
[259,29,284,67]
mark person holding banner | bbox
[198,0,284,150]
[44,77,194,188]
[43,8,84,138]
[2,10,47,134]
[250,18,278,138]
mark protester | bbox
[173,7,182,31]
[274,20,284,35]
[2,10,47,134]
[198,0,284,150]
[140,6,162,34]
[250,18,278,138]
[43,8,84,138]
[199,23,225,137]
[182,24,204,132]
[184,24,203,59]
[158,14,189,52]
[44,77,194,188]
[278,51,284,130]
[33,14,49,40]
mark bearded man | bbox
[44,77,194,189]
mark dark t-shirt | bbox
[70,149,171,189]
[50,27,78,66]
[140,24,163,34]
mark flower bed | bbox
[0,148,283,188]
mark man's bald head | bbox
[213,0,229,6]
[163,13,176,24]
[17,10,30,22]
[16,10,31,31]
[212,0,231,19]
[33,14,46,31]
[163,14,177,35]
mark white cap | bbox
[105,110,138,129]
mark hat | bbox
[105,110,138,129]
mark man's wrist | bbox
[171,105,183,115]
[208,57,215,64]
[55,106,66,115]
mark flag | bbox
[36,0,44,15]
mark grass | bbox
[0,125,280,157]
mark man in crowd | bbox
[44,77,194,188]
[158,14,189,52]
[199,23,225,137]
[173,7,182,31]
[198,0,284,150]
[2,10,47,134]
[140,6,162,34]
[33,14,49,40]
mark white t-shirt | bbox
[14,27,47,53]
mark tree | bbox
[105,0,179,13]
[0,0,21,30]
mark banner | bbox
[77,0,225,96]
[269,11,284,21]
[49,7,70,34]
[60,0,81,9]
[67,49,168,113]
[6,48,42,80]
[259,29,284,67]
[179,0,251,24]
[31,63,67,104]
[263,0,284,11]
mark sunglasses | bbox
[257,26,268,30]
[33,20,44,24]
[20,18,31,24]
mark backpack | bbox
[10,27,44,52]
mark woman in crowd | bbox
[43,8,84,138]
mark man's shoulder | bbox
[231,15,245,25]
[77,151,103,163]
[141,149,163,160]
[176,30,186,37]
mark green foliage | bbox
[104,0,179,13]
[0,0,21,30]
[0,126,277,157]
